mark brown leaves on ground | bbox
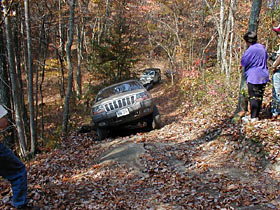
[1,83,280,209]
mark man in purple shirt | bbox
[241,31,269,121]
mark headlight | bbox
[136,91,151,102]
[92,105,105,115]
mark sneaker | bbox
[272,112,279,119]
[242,116,250,123]
[250,117,258,122]
[242,116,258,124]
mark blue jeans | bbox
[0,143,27,208]
[272,70,280,116]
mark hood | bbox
[93,89,145,106]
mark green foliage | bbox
[83,82,108,103]
[87,37,139,83]
[41,125,63,151]
[45,137,61,150]
[180,68,238,107]
[87,2,140,83]
[44,59,64,76]
[251,137,260,143]
[267,3,280,20]
[241,88,248,97]
[180,70,205,105]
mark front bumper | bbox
[92,99,153,128]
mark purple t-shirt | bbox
[241,43,269,84]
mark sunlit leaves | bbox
[1,77,280,209]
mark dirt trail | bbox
[1,82,280,209]
[90,83,280,209]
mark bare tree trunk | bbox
[15,9,30,140]
[21,18,28,76]
[235,0,262,115]
[76,20,84,99]
[39,36,48,140]
[227,0,236,83]
[24,0,37,155]
[188,30,194,72]
[55,26,66,98]
[222,2,230,75]
[38,15,48,139]
[148,33,154,68]
[0,25,10,109]
[3,0,27,157]
[59,0,66,97]
[204,0,236,78]
[0,18,13,146]
[62,0,75,134]
[36,17,46,123]
[104,0,112,38]
[90,17,99,47]
[218,0,224,68]
[59,0,66,59]
[248,0,262,32]
[204,0,223,68]
[80,0,90,54]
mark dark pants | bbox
[0,143,27,207]
[247,82,266,118]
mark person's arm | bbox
[241,49,251,70]
[273,55,280,72]
[0,105,8,131]
[273,73,280,96]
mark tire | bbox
[147,105,161,130]
[97,127,109,140]
[146,83,153,90]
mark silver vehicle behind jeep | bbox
[91,80,161,140]
[139,68,161,90]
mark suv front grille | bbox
[104,95,135,112]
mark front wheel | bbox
[146,82,153,90]
[147,105,161,130]
[97,127,109,140]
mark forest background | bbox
[0,0,279,157]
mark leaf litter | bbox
[1,85,280,209]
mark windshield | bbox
[96,81,143,102]
[142,70,155,76]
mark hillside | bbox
[1,73,280,209]
[1,0,280,209]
